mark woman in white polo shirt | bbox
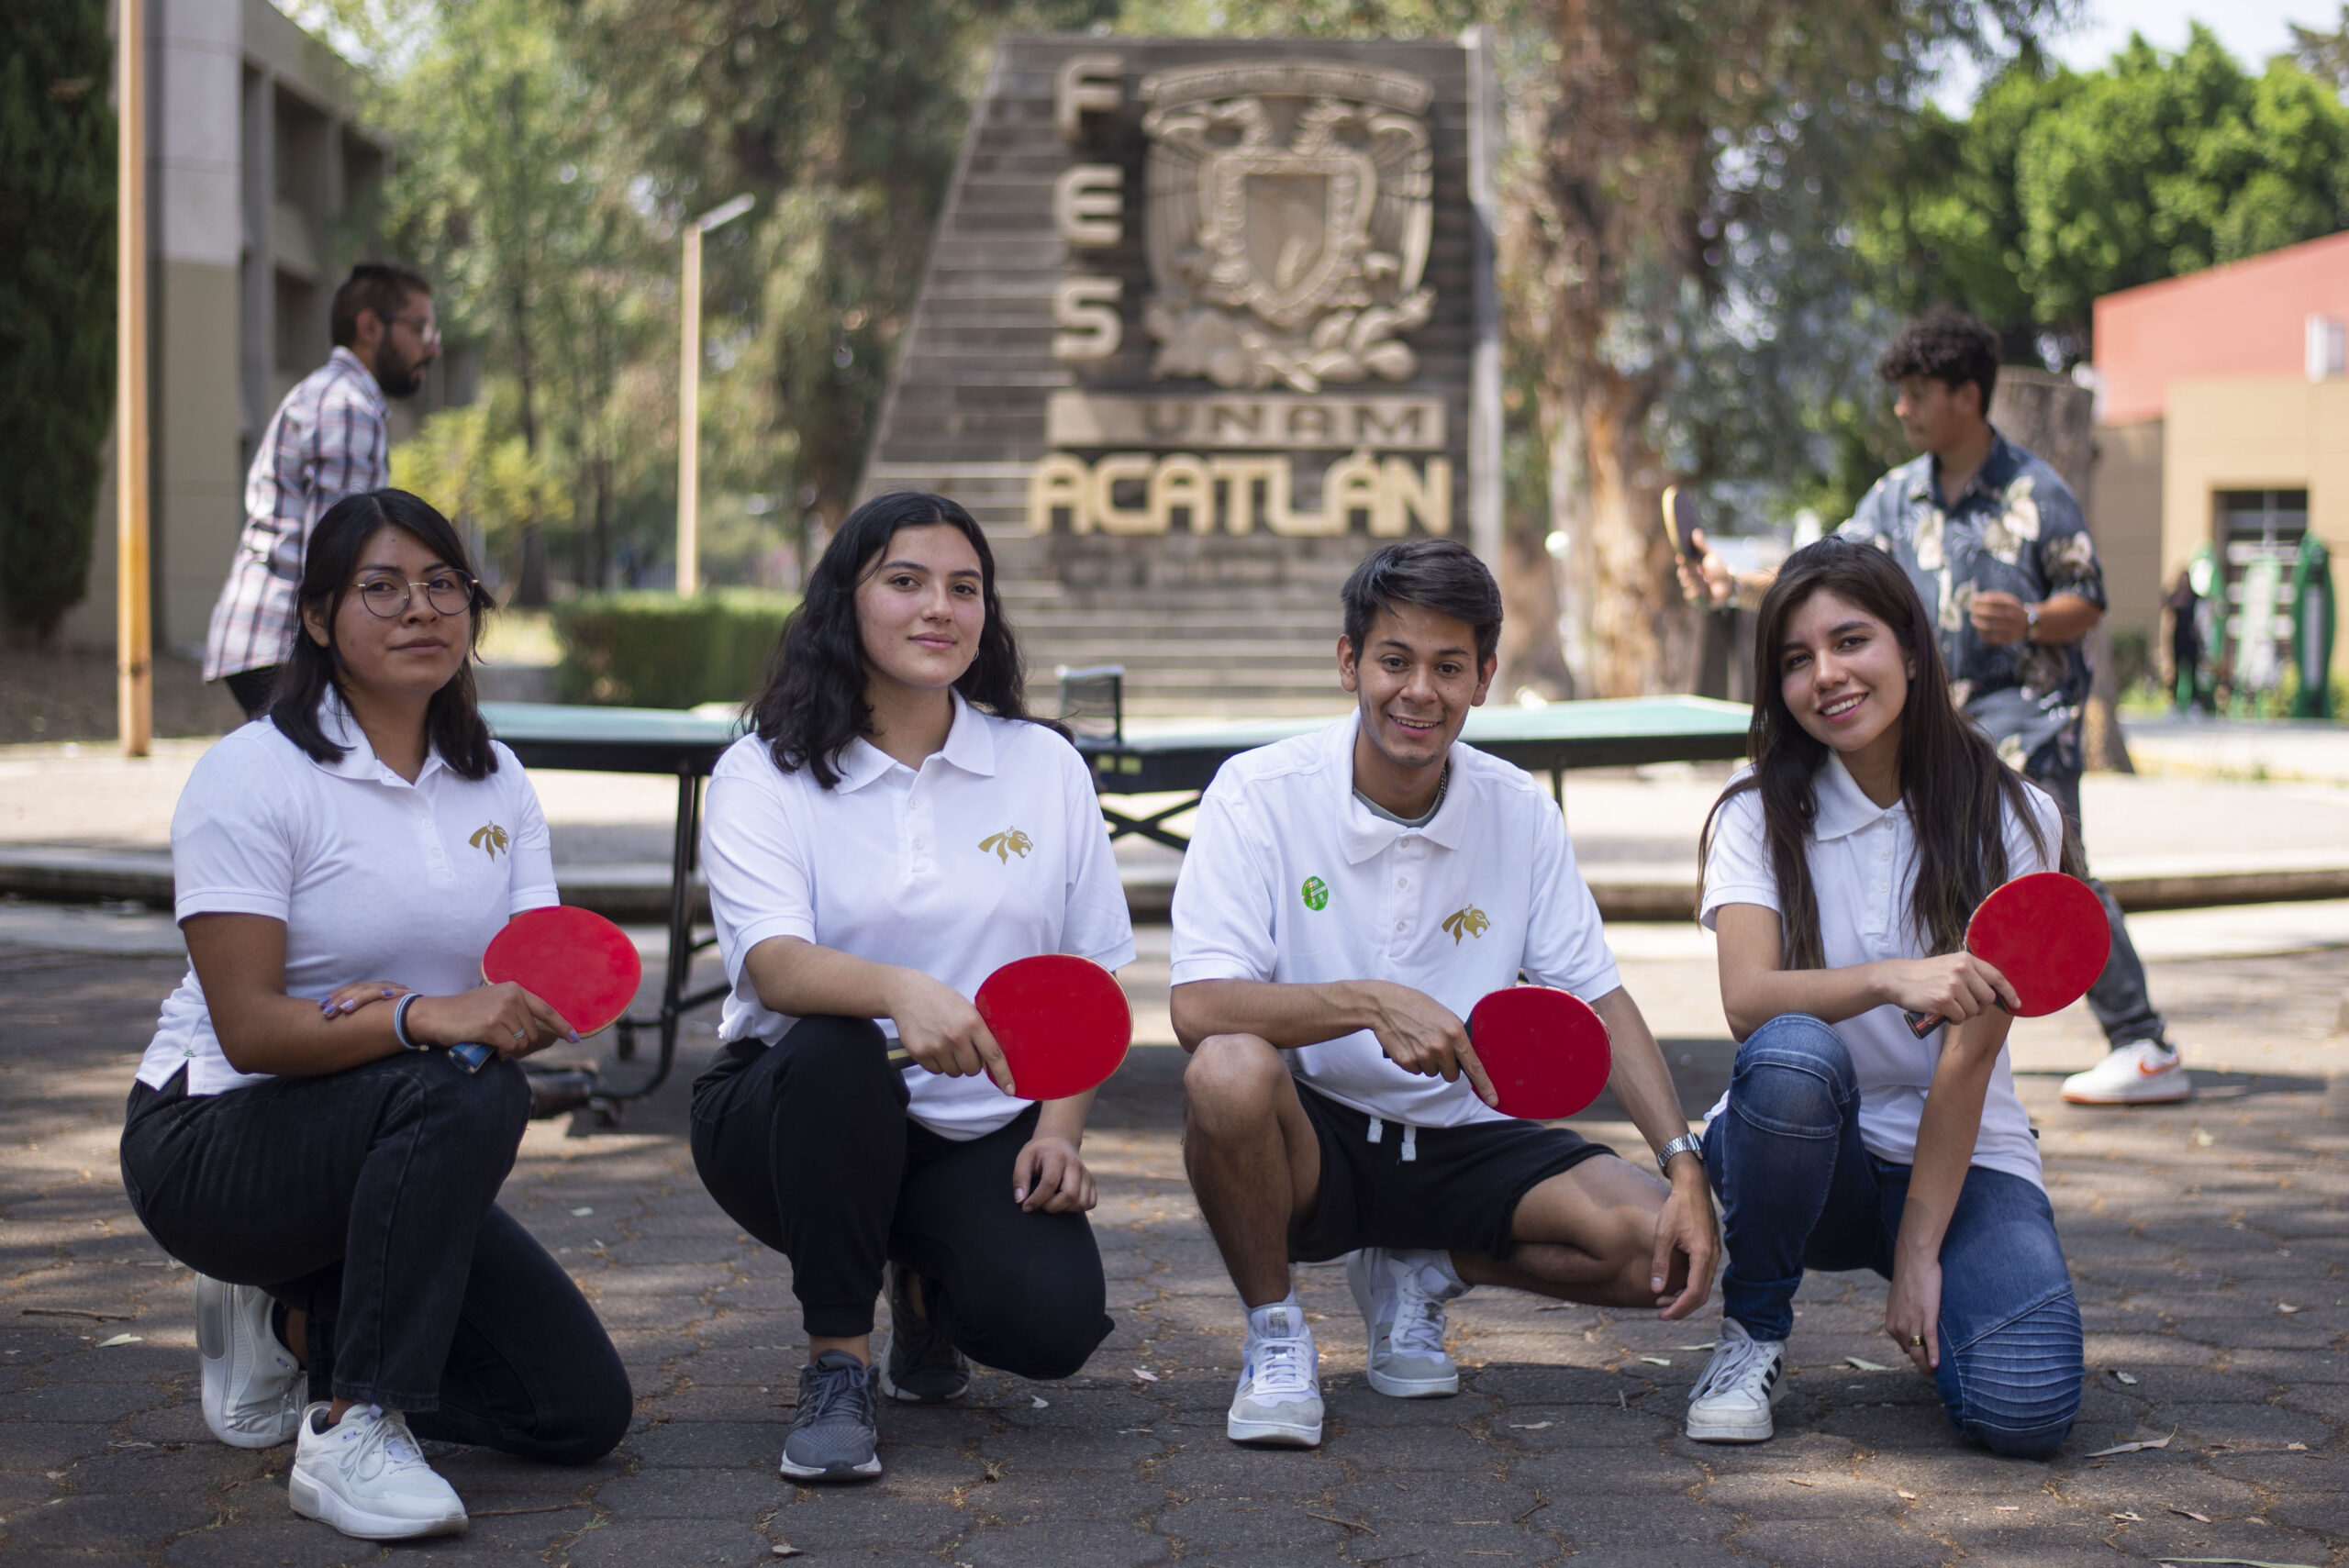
[693,490,1133,1484]
[119,490,629,1541]
[1687,536,2084,1457]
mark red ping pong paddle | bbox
[454,906,644,1073]
[1465,985,1613,1120]
[1903,871,2110,1039]
[885,954,1132,1101]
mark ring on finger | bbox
[509,1028,528,1044]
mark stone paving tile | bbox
[2,942,2344,1565]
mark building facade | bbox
[2090,229,2349,692]
[69,0,468,655]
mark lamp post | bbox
[117,0,150,756]
[675,193,754,595]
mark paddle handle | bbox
[1903,999,2010,1039]
[449,1040,494,1073]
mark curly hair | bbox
[750,491,1052,788]
[1876,308,2000,416]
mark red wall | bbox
[2093,229,2349,424]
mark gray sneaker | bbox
[1226,1304,1322,1447]
[877,1262,969,1405]
[780,1351,882,1482]
[1347,1247,1465,1397]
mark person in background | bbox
[1678,309,2188,1107]
[205,263,440,717]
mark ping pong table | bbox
[480,695,1751,1116]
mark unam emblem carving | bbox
[1140,61,1434,393]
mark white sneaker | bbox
[194,1273,302,1449]
[1227,1302,1322,1447]
[1685,1318,1787,1443]
[2061,1040,2191,1105]
[1347,1247,1465,1397]
[287,1403,467,1540]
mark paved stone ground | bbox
[3,940,2344,1567]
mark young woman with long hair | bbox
[121,491,630,1539]
[1682,536,2083,1458]
[692,491,1132,1483]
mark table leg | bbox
[599,766,726,1110]
[1097,794,1202,852]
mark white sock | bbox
[1247,1294,1308,1340]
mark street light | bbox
[676,193,755,595]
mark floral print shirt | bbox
[1839,430,2107,780]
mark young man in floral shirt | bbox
[1683,310,2187,1104]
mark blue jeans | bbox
[1702,1015,2084,1458]
[2026,767,2165,1049]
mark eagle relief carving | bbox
[1140,61,1434,394]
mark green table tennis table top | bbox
[481,695,1753,788]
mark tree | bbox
[1863,28,2349,366]
[0,0,114,642]
[576,0,1119,542]
[1498,0,2065,695]
[374,0,678,601]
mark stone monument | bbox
[858,34,1500,715]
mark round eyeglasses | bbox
[353,572,476,618]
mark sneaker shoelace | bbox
[1249,1334,1315,1398]
[343,1407,428,1482]
[1387,1269,1451,1359]
[798,1360,875,1427]
[1689,1335,1776,1405]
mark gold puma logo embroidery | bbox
[979,828,1033,862]
[1441,905,1490,945]
[469,823,510,860]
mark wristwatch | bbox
[1656,1132,1705,1175]
[2023,600,2042,642]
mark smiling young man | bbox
[1170,539,1719,1449]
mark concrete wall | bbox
[2091,417,2165,639]
[2160,376,2349,684]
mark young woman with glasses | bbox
[119,489,629,1540]
[1682,537,2084,1458]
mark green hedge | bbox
[551,589,797,709]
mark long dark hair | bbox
[1699,537,2060,969]
[751,491,1051,788]
[268,488,498,780]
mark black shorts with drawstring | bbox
[1286,1080,1617,1264]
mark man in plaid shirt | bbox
[204,263,440,714]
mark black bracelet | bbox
[393,993,428,1051]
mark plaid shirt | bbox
[1839,429,2108,780]
[204,349,389,681]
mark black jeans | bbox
[2025,768,2165,1048]
[120,1055,629,1463]
[690,1015,1112,1379]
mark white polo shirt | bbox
[1698,754,2064,1188]
[141,697,559,1096]
[1169,712,1622,1128]
[700,694,1136,1140]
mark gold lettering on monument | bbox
[1046,392,1443,450]
[1028,450,1451,539]
[1052,278,1122,361]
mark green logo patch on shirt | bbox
[1300,875,1330,912]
